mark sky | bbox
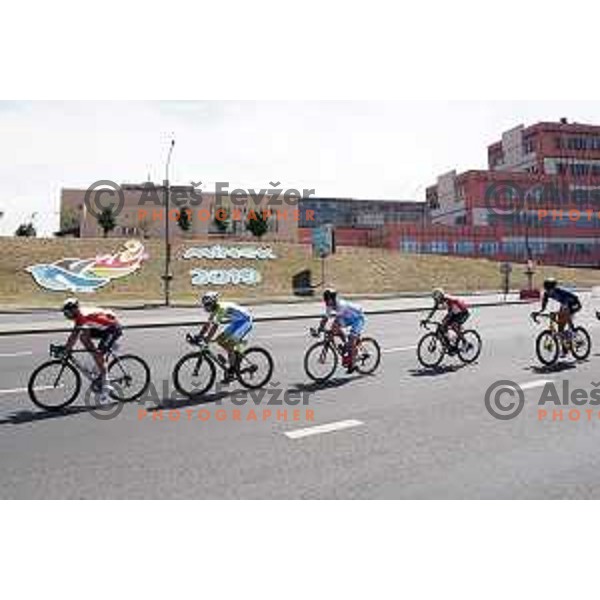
[2,100,600,236]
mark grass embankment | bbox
[1,237,600,308]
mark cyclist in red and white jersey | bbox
[421,289,470,351]
[62,298,122,403]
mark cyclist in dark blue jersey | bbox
[532,278,581,354]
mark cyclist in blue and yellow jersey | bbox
[314,288,365,373]
[198,292,254,384]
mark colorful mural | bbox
[26,240,148,293]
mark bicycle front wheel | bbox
[173,352,216,398]
[355,337,381,375]
[536,330,560,366]
[28,360,81,411]
[417,333,445,369]
[108,354,151,401]
[236,347,274,389]
[304,341,338,383]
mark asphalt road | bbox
[2,301,600,499]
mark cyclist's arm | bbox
[423,302,439,323]
[540,292,549,312]
[64,327,81,353]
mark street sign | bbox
[312,224,335,258]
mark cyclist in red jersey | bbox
[421,289,470,352]
[61,298,122,402]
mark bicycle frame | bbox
[422,321,459,351]
[49,344,124,387]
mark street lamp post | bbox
[163,138,175,306]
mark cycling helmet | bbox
[432,288,445,302]
[201,291,219,312]
[323,288,337,305]
[62,297,79,317]
[543,278,558,292]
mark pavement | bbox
[3,296,600,499]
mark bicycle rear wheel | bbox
[571,327,591,361]
[355,337,381,375]
[236,347,274,389]
[28,360,81,411]
[457,330,482,364]
[108,354,151,401]
[173,352,216,398]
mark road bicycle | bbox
[172,334,274,397]
[28,344,151,411]
[303,328,381,383]
[532,312,591,366]
[417,320,482,369]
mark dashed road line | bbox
[284,419,364,439]
[520,379,553,391]
[0,385,60,396]
[382,345,417,355]
[0,351,33,358]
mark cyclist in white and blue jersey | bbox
[315,288,365,373]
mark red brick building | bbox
[403,120,600,267]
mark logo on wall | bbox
[182,245,277,261]
[182,245,276,287]
[26,240,148,293]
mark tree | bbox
[55,206,80,237]
[213,207,230,233]
[138,217,152,239]
[98,207,117,238]
[246,210,269,239]
[176,207,192,233]
[15,222,37,237]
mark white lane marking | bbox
[0,385,61,395]
[284,419,364,439]
[0,351,33,358]
[382,345,417,354]
[520,379,552,391]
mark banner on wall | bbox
[190,268,262,286]
[26,240,148,293]
[183,244,273,287]
[182,245,277,261]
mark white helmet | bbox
[432,288,445,302]
[201,291,219,312]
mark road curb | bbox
[0,299,526,337]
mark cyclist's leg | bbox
[347,315,365,369]
[81,330,106,374]
[217,319,252,375]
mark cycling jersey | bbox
[439,296,469,315]
[211,302,253,344]
[326,299,362,323]
[326,299,365,335]
[543,287,579,308]
[74,307,119,330]
[210,302,251,325]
